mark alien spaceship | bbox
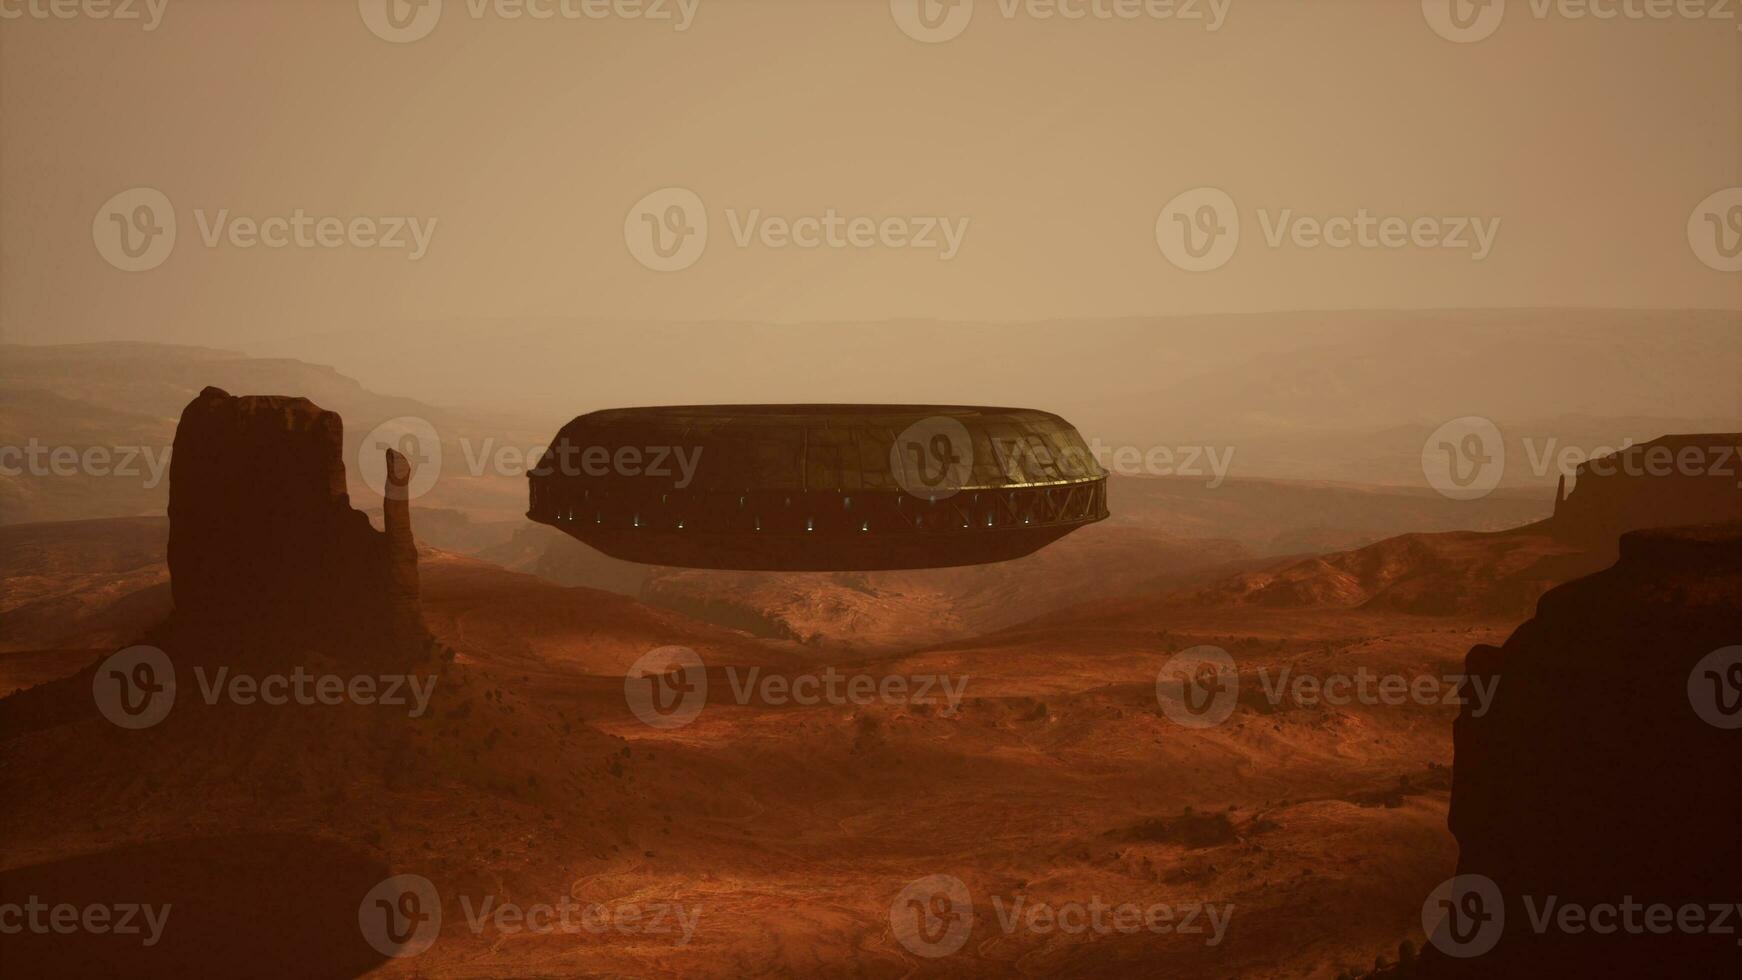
[526,405,1109,570]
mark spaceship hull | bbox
[527,405,1108,571]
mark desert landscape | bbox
[2,340,1738,977]
[5,4,1741,976]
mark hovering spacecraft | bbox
[526,405,1108,571]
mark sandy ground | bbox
[1,537,1524,978]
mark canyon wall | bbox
[1547,432,1742,550]
[166,386,426,665]
[1435,523,1742,975]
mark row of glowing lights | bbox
[537,485,1102,531]
[553,508,1016,532]
[552,492,1046,531]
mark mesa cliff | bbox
[1545,432,1742,552]
[0,386,433,735]
[1431,523,1742,976]
[165,387,426,664]
[1201,433,1742,619]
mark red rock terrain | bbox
[2,391,1736,978]
[1422,523,1742,977]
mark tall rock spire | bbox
[382,447,422,641]
[165,387,428,665]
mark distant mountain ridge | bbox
[1198,433,1742,618]
[249,309,1742,445]
[0,343,547,526]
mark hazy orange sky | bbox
[3,0,1739,350]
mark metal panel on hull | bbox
[526,405,1108,570]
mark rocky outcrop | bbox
[1547,433,1742,552]
[1434,523,1742,976]
[0,388,434,740]
[166,386,426,664]
[1199,433,1742,622]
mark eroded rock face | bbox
[1547,433,1742,553]
[166,387,425,665]
[1435,523,1742,976]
